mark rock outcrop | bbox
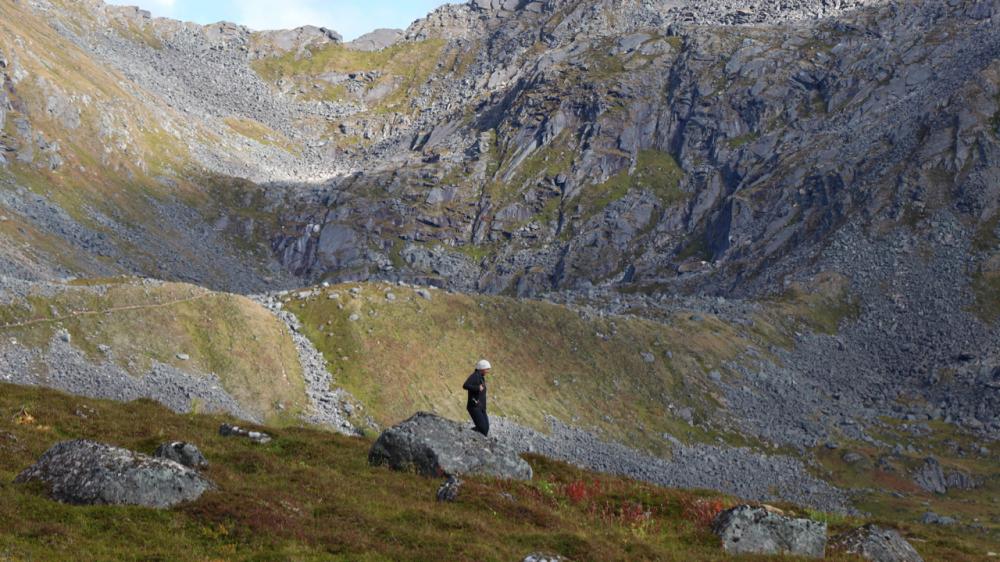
[711,505,827,558]
[15,440,213,508]
[154,442,209,470]
[913,457,981,494]
[368,412,532,480]
[830,525,924,562]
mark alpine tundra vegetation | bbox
[0,0,998,560]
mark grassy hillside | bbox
[0,278,308,423]
[285,278,856,455]
[0,0,288,282]
[0,382,978,562]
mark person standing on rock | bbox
[463,359,491,436]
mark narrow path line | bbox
[0,291,213,331]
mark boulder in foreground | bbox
[369,412,532,480]
[712,504,827,558]
[15,440,213,508]
[831,524,924,562]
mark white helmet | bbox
[475,359,492,371]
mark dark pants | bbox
[468,407,489,436]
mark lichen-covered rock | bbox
[154,442,209,470]
[15,440,212,508]
[712,505,827,558]
[831,524,924,562]
[369,412,532,480]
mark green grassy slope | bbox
[285,278,857,454]
[0,278,308,423]
[0,382,972,562]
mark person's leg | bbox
[468,407,489,436]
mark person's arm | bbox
[462,372,481,392]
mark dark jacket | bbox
[463,371,487,411]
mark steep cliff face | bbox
[269,0,1000,300]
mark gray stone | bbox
[913,457,946,494]
[712,505,827,558]
[369,412,532,480]
[14,440,212,508]
[831,524,924,562]
[920,512,957,526]
[347,28,403,52]
[219,423,272,444]
[436,475,461,502]
[522,554,566,562]
[176,353,190,361]
[843,451,868,466]
[154,442,209,470]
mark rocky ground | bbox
[0,0,998,542]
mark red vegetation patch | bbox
[679,497,730,529]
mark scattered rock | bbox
[436,475,461,502]
[369,412,532,480]
[416,288,432,300]
[920,512,957,526]
[712,505,827,558]
[219,423,272,444]
[677,407,694,424]
[522,554,566,562]
[641,351,655,363]
[349,313,361,322]
[14,440,212,508]
[385,292,396,302]
[843,451,869,466]
[831,524,924,562]
[176,353,190,361]
[154,442,209,470]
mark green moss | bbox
[223,117,300,154]
[990,95,1000,138]
[971,270,1000,323]
[725,132,759,149]
[250,39,447,114]
[572,149,686,229]
[769,272,860,335]
[676,232,712,263]
[488,131,575,209]
[972,214,999,253]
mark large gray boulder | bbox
[712,505,827,558]
[831,524,924,562]
[369,412,532,480]
[15,440,212,508]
